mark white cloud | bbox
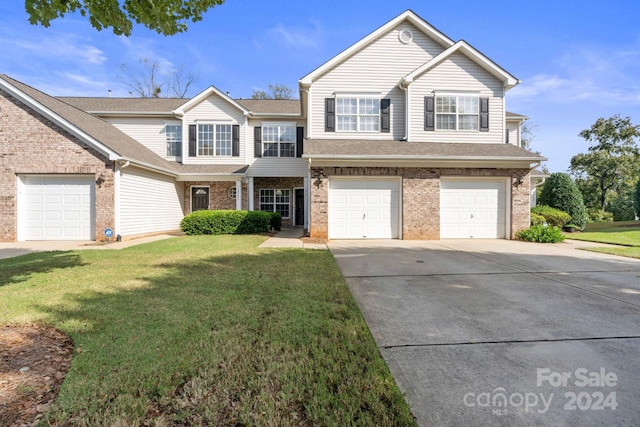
[263,22,324,49]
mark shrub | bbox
[538,172,588,228]
[607,194,636,221]
[531,205,571,227]
[587,208,614,223]
[516,225,566,243]
[180,210,271,235]
[635,179,640,218]
[269,212,282,231]
[530,212,546,226]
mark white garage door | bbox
[21,175,95,240]
[440,180,506,239]
[329,179,399,239]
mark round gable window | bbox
[228,186,237,199]
[398,28,413,44]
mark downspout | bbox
[398,79,409,141]
[114,160,130,242]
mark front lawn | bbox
[566,221,640,259]
[0,235,415,426]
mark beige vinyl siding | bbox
[310,23,447,140]
[409,52,505,143]
[107,118,169,159]
[506,122,520,146]
[182,95,247,165]
[118,167,184,236]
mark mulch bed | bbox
[0,325,73,427]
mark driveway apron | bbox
[329,239,640,427]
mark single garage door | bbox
[440,179,506,238]
[21,175,95,240]
[329,178,399,239]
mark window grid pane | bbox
[259,189,290,218]
[165,125,182,156]
[336,97,379,132]
[262,125,296,157]
[459,115,479,130]
[216,124,232,156]
[198,124,214,156]
[435,96,479,130]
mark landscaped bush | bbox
[607,194,636,221]
[531,205,571,227]
[180,210,271,235]
[516,225,566,243]
[269,212,282,231]
[531,212,546,226]
[538,172,588,228]
[587,208,614,223]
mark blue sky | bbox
[1,0,640,172]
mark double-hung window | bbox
[262,125,295,157]
[436,96,479,131]
[259,189,290,218]
[198,124,232,156]
[336,97,380,132]
[165,124,182,157]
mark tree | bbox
[634,179,640,218]
[25,0,224,36]
[520,122,538,151]
[538,172,588,228]
[570,115,640,211]
[119,58,198,98]
[251,84,294,100]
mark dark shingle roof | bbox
[304,139,545,160]
[235,99,300,115]
[506,111,528,120]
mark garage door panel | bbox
[21,176,95,241]
[441,180,506,239]
[329,179,399,239]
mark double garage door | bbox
[328,178,506,239]
[20,175,95,240]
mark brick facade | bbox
[0,90,115,242]
[309,166,531,240]
[253,177,304,227]
[183,181,248,213]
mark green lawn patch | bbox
[566,221,640,246]
[584,246,640,260]
[0,236,415,426]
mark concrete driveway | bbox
[329,239,640,427]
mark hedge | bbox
[180,210,272,235]
[531,205,571,227]
[517,225,566,243]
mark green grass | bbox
[566,221,640,247]
[585,246,640,259]
[0,235,415,426]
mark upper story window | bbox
[325,97,390,133]
[197,124,231,156]
[425,95,489,132]
[165,124,182,157]
[188,123,239,158]
[262,125,296,157]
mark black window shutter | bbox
[188,124,197,157]
[254,127,262,158]
[296,127,304,157]
[424,96,435,131]
[380,98,390,133]
[480,98,489,132]
[232,125,240,157]
[325,98,335,132]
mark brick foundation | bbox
[309,166,531,240]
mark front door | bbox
[294,188,304,226]
[191,187,210,211]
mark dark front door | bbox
[294,188,304,226]
[192,187,210,211]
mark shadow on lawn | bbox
[0,251,84,287]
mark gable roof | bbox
[235,99,300,116]
[58,97,184,115]
[173,85,250,116]
[401,40,519,90]
[299,10,455,86]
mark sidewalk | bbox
[259,227,327,250]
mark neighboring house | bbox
[0,10,545,242]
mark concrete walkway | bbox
[0,233,178,260]
[259,227,327,250]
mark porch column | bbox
[235,179,242,210]
[247,177,254,211]
[303,176,309,229]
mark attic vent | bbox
[398,28,413,44]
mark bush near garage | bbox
[516,225,566,243]
[180,210,272,235]
[538,172,588,228]
[530,212,546,226]
[531,205,572,227]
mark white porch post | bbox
[235,179,242,210]
[247,177,254,211]
[303,176,309,229]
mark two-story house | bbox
[0,10,544,242]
